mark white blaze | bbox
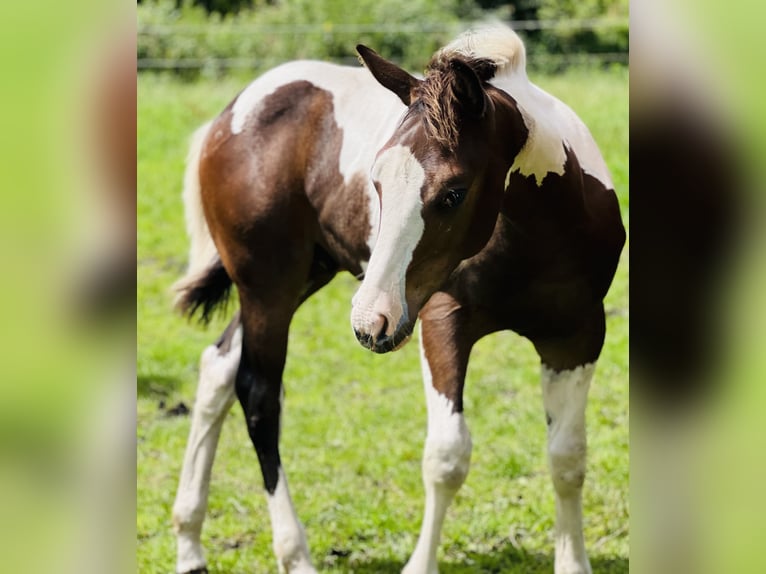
[351,144,425,338]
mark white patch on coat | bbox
[173,326,242,573]
[494,72,612,189]
[350,144,425,339]
[266,468,316,574]
[541,362,596,574]
[403,330,472,574]
[230,60,406,253]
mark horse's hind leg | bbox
[534,309,606,574]
[172,314,242,574]
[236,294,315,574]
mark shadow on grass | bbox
[329,542,628,573]
[137,373,184,398]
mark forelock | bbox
[413,55,495,152]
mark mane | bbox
[415,25,527,150]
[437,25,527,76]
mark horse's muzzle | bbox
[353,322,413,353]
[351,284,414,352]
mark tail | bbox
[173,121,233,324]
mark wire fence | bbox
[138,18,629,71]
[138,18,629,35]
[137,53,629,71]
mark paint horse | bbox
[171,26,625,574]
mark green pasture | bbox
[138,67,628,573]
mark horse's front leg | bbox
[173,316,242,574]
[403,293,478,574]
[536,312,605,574]
[236,301,315,574]
[541,362,595,574]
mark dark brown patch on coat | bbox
[436,146,625,372]
[198,80,373,309]
[305,127,372,276]
[419,290,480,412]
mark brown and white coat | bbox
[171,25,625,574]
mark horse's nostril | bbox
[353,314,392,350]
[373,314,389,342]
[354,328,372,348]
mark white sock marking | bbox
[403,329,472,574]
[351,144,425,339]
[266,468,316,574]
[541,362,595,574]
[173,327,242,573]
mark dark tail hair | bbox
[174,257,233,325]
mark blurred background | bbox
[137,0,629,77]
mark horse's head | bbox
[351,45,527,353]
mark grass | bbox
[138,66,628,573]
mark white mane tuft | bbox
[438,24,527,76]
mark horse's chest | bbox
[452,221,599,336]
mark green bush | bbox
[137,0,627,79]
[138,0,479,79]
[538,0,628,54]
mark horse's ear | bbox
[450,58,487,118]
[357,44,419,106]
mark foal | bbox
[171,26,624,574]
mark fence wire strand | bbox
[138,19,628,71]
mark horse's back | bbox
[198,60,406,282]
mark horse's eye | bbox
[441,187,467,210]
